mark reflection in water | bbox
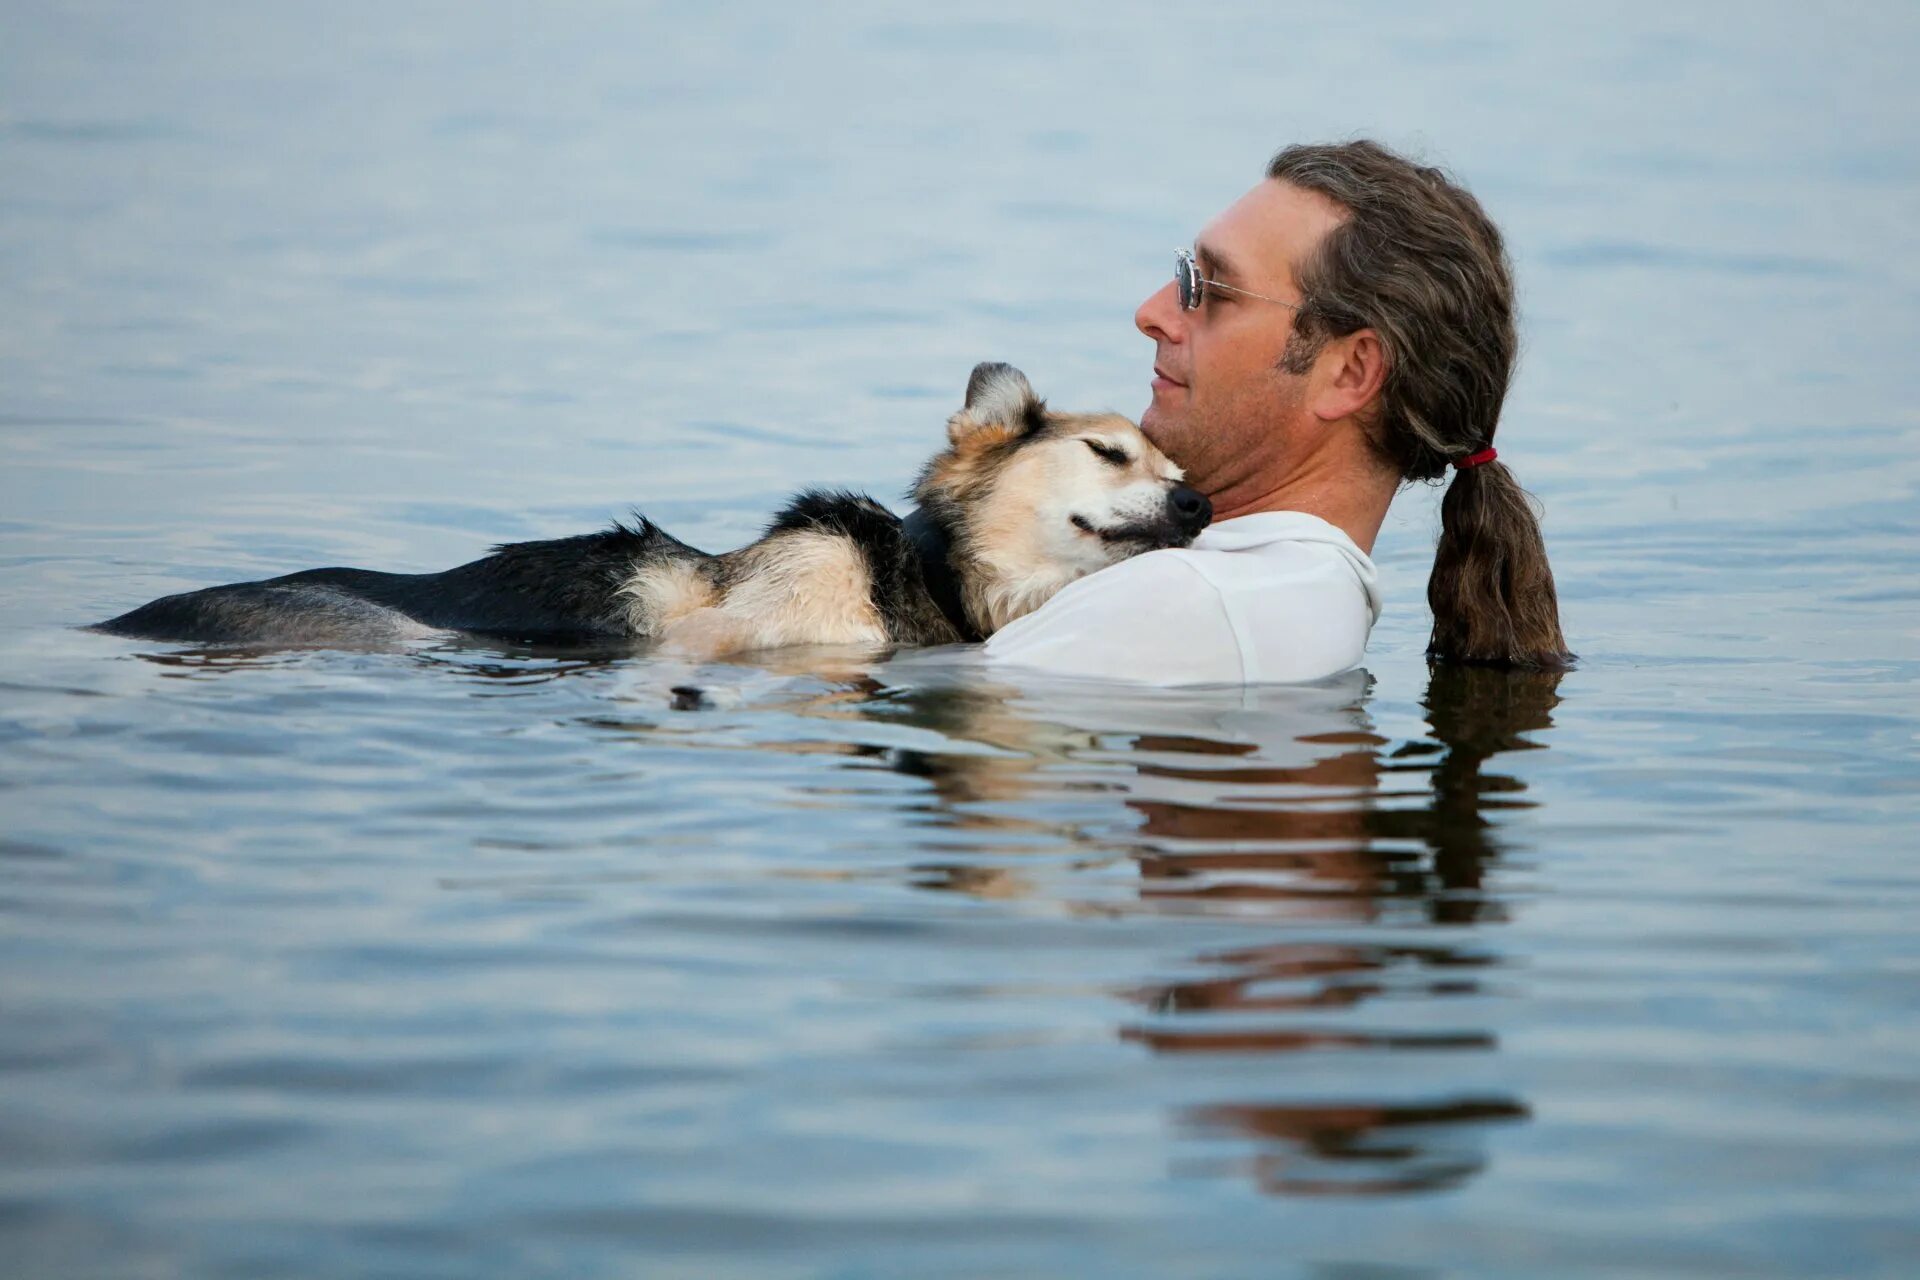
[785,659,1564,1197]
[123,635,639,684]
[126,633,1562,1200]
[1178,1095,1532,1197]
[1143,666,1557,1195]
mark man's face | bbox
[1134,180,1348,492]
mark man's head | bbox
[1136,141,1519,496]
[1137,141,1568,670]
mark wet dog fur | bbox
[95,363,1211,656]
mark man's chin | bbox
[1139,403,1178,451]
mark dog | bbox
[94,363,1212,656]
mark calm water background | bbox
[4,4,1919,1277]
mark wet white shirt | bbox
[984,511,1381,686]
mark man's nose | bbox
[1136,279,1185,345]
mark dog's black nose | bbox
[1168,485,1211,532]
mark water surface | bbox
[3,4,1918,1277]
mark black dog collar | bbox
[900,508,981,643]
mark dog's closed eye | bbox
[1083,439,1130,466]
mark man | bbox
[985,140,1569,685]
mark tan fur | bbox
[619,558,715,632]
[931,410,1191,633]
[655,531,887,659]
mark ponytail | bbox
[1265,141,1572,667]
[1426,460,1571,669]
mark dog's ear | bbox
[965,362,1034,423]
[949,362,1042,448]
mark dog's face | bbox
[914,363,1212,630]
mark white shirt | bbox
[983,511,1381,686]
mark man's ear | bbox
[1309,329,1390,423]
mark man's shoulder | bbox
[1105,543,1218,577]
[987,549,1228,643]
[1047,546,1225,605]
[982,511,1379,687]
[1004,510,1373,625]
[1180,512,1381,609]
[983,548,1243,681]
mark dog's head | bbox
[912,362,1211,633]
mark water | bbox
[4,4,1919,1276]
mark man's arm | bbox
[984,552,1244,685]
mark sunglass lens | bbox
[1175,252,1199,310]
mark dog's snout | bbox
[1169,485,1211,532]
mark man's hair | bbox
[1268,140,1570,669]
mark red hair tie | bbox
[1454,446,1497,470]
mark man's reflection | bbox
[852,659,1563,1197]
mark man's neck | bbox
[1206,453,1398,554]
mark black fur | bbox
[1017,397,1048,437]
[95,519,708,644]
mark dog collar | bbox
[900,508,982,643]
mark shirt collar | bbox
[1192,510,1369,555]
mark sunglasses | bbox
[1175,247,1304,313]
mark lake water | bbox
[4,4,1918,1277]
